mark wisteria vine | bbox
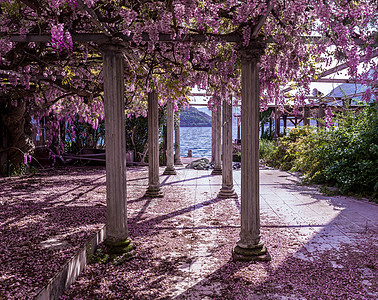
[0,0,376,156]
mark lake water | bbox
[179,122,313,157]
[179,126,238,158]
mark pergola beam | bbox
[9,33,243,43]
[311,78,366,84]
[9,33,370,45]
[282,49,378,94]
[251,2,273,39]
[76,0,112,37]
[318,50,378,78]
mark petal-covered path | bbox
[1,162,377,299]
[64,161,377,299]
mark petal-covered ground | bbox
[1,163,377,299]
[0,167,110,298]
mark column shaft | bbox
[303,106,310,126]
[218,98,237,198]
[211,110,216,162]
[237,117,241,142]
[233,44,270,261]
[163,102,176,175]
[103,46,128,243]
[174,112,183,165]
[283,115,287,135]
[145,91,164,197]
[240,53,260,247]
[211,107,222,175]
[317,104,326,127]
[274,107,280,140]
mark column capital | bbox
[239,40,266,63]
[101,43,124,55]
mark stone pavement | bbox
[62,162,378,299]
[256,166,377,255]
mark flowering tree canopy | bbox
[0,0,377,141]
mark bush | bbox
[260,105,378,199]
[125,115,149,162]
[319,105,378,196]
[233,152,241,162]
[260,127,314,171]
[259,139,278,165]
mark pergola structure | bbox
[191,45,377,140]
[10,29,272,261]
[6,5,375,261]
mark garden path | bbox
[1,162,376,299]
[62,160,378,299]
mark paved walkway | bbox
[62,162,377,299]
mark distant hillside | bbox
[197,106,240,124]
[180,106,212,127]
[197,107,212,116]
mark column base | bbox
[144,186,164,198]
[163,167,177,175]
[232,243,271,262]
[104,238,135,255]
[174,160,183,166]
[211,168,222,175]
[217,187,238,199]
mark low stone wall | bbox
[36,226,106,300]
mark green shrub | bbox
[290,129,328,182]
[233,151,241,162]
[259,139,278,163]
[260,127,314,171]
[259,105,378,199]
[319,105,378,196]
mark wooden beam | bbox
[251,2,273,39]
[9,32,371,45]
[76,0,112,37]
[9,33,109,43]
[281,49,378,94]
[9,32,243,43]
[311,78,365,84]
[318,50,378,78]
[189,92,208,96]
[188,103,208,106]
[19,0,39,10]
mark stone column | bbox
[303,106,310,126]
[273,106,280,140]
[268,117,272,136]
[233,43,270,261]
[211,110,216,162]
[163,102,176,175]
[218,98,237,198]
[145,91,164,198]
[317,104,326,127]
[237,117,241,142]
[211,107,222,175]
[102,45,132,252]
[174,111,183,165]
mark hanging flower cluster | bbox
[51,24,73,54]
[324,107,334,128]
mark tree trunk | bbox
[0,97,34,175]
